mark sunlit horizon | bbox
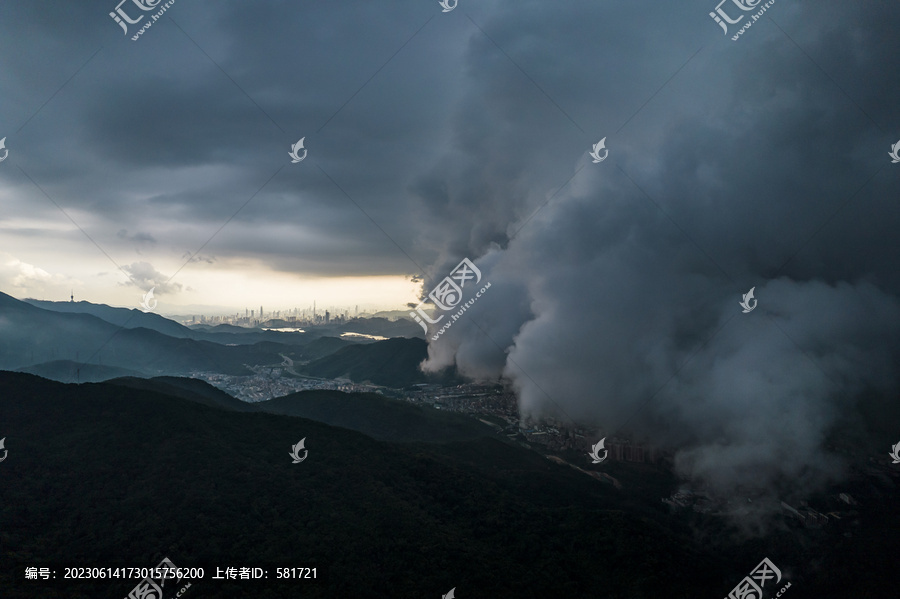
[3,253,423,316]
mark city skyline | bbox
[15,287,407,321]
[4,272,421,316]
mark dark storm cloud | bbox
[0,0,462,278]
[414,0,900,525]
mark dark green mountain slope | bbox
[106,376,256,412]
[0,371,715,599]
[16,359,145,383]
[15,294,360,364]
[300,337,459,387]
[100,376,497,443]
[298,335,355,361]
[23,297,195,338]
[258,389,496,443]
[0,291,298,376]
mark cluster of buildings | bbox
[522,428,660,464]
[661,487,864,529]
[780,493,862,529]
[605,440,659,463]
[181,304,361,327]
[406,384,520,423]
[520,425,589,453]
[403,385,662,464]
[780,501,831,527]
[662,489,716,513]
[191,366,381,402]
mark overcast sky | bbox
[2,0,900,520]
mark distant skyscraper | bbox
[325,310,330,323]
[251,309,254,318]
[260,306,263,319]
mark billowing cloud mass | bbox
[1,0,899,525]
[414,1,900,521]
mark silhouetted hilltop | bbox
[16,360,144,383]
[299,337,460,387]
[24,297,194,338]
[104,375,497,443]
[106,375,255,412]
[298,336,355,360]
[0,291,300,376]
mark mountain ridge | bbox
[0,371,720,598]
